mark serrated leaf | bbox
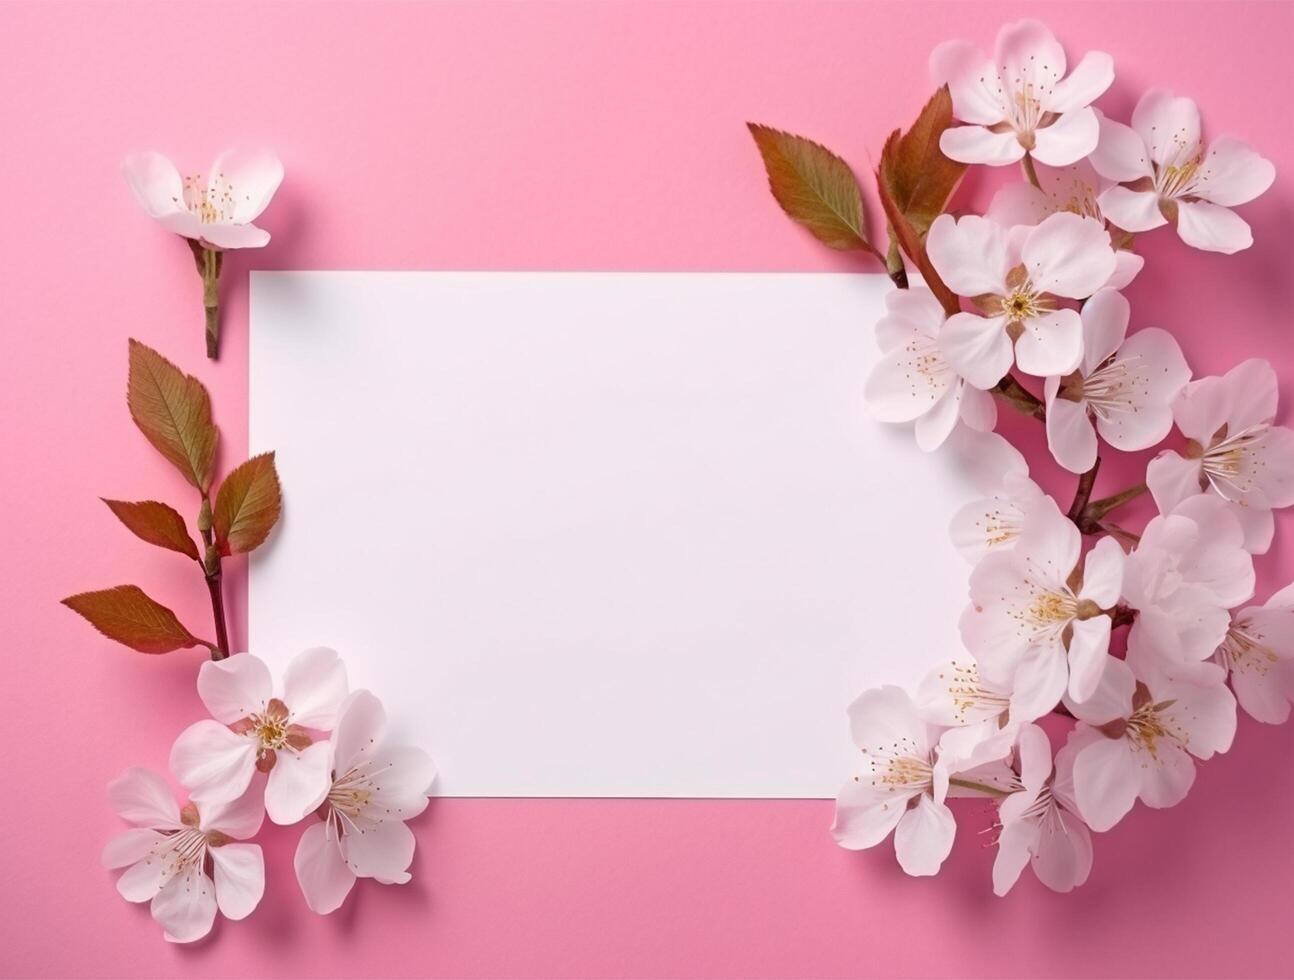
[747,123,879,255]
[102,499,200,560]
[213,452,283,555]
[127,339,219,493]
[61,585,204,654]
[879,87,967,237]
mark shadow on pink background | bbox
[2,1,1292,977]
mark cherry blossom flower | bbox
[102,768,265,944]
[832,686,1009,875]
[864,286,997,450]
[121,148,283,250]
[947,443,1047,562]
[932,20,1113,167]
[927,211,1117,387]
[1089,92,1275,253]
[171,649,348,824]
[961,496,1125,718]
[1122,494,1255,673]
[1211,582,1294,724]
[1065,657,1235,832]
[992,724,1092,896]
[1043,288,1190,474]
[1146,359,1294,554]
[986,160,1144,291]
[294,691,436,914]
[918,660,1012,733]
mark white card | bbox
[250,272,983,798]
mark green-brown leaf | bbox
[213,452,283,555]
[102,499,200,560]
[879,87,967,237]
[127,339,219,493]
[747,123,878,254]
[61,585,205,654]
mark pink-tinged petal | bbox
[209,843,265,921]
[1190,358,1278,436]
[296,822,358,914]
[199,222,271,250]
[941,125,1026,166]
[368,745,437,820]
[1241,425,1294,508]
[987,182,1051,228]
[1131,89,1201,166]
[283,647,349,730]
[344,819,416,883]
[1079,288,1130,375]
[914,385,962,451]
[107,767,182,830]
[847,686,927,755]
[152,867,218,944]
[332,690,388,774]
[1170,680,1237,759]
[875,286,946,348]
[1072,734,1139,831]
[1044,51,1113,113]
[1090,113,1153,182]
[1080,536,1125,608]
[865,345,953,424]
[957,383,997,433]
[992,817,1039,896]
[1031,807,1093,892]
[265,741,333,825]
[116,850,168,903]
[1022,212,1116,299]
[1232,658,1294,724]
[893,795,956,876]
[1067,618,1113,703]
[198,777,266,840]
[831,779,908,850]
[170,720,257,805]
[962,556,1034,673]
[196,653,272,725]
[1135,743,1195,808]
[121,151,186,218]
[1010,645,1069,722]
[1193,136,1275,207]
[1234,503,1275,555]
[1015,495,1080,585]
[940,313,1014,389]
[916,661,1003,728]
[155,210,208,241]
[1146,451,1203,514]
[1106,249,1144,291]
[1096,186,1167,233]
[1031,107,1100,167]
[930,40,1003,126]
[944,428,1029,495]
[206,147,283,223]
[1096,328,1190,451]
[103,829,166,870]
[1066,656,1135,725]
[1014,308,1083,379]
[995,20,1067,87]
[1175,201,1253,254]
[926,214,1011,297]
[1044,383,1098,475]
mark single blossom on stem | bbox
[1043,288,1190,474]
[1212,582,1294,724]
[932,19,1113,167]
[927,211,1116,387]
[1090,92,1275,253]
[102,768,265,944]
[171,649,348,824]
[295,691,437,914]
[864,286,997,450]
[961,496,1125,718]
[1146,358,1294,554]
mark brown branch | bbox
[991,373,1046,420]
[196,496,229,660]
[1085,482,1148,522]
[1068,457,1102,524]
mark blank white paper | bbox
[249,272,981,798]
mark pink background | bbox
[3,1,1293,976]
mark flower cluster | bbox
[754,19,1284,894]
[103,649,436,942]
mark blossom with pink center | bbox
[294,691,436,914]
[170,649,348,824]
[1211,582,1294,724]
[864,286,997,450]
[927,211,1117,388]
[1043,288,1190,474]
[961,495,1125,719]
[1089,92,1275,253]
[102,768,265,944]
[1146,359,1294,554]
[1065,656,1235,832]
[932,20,1113,167]
[992,724,1092,896]
[121,147,283,250]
